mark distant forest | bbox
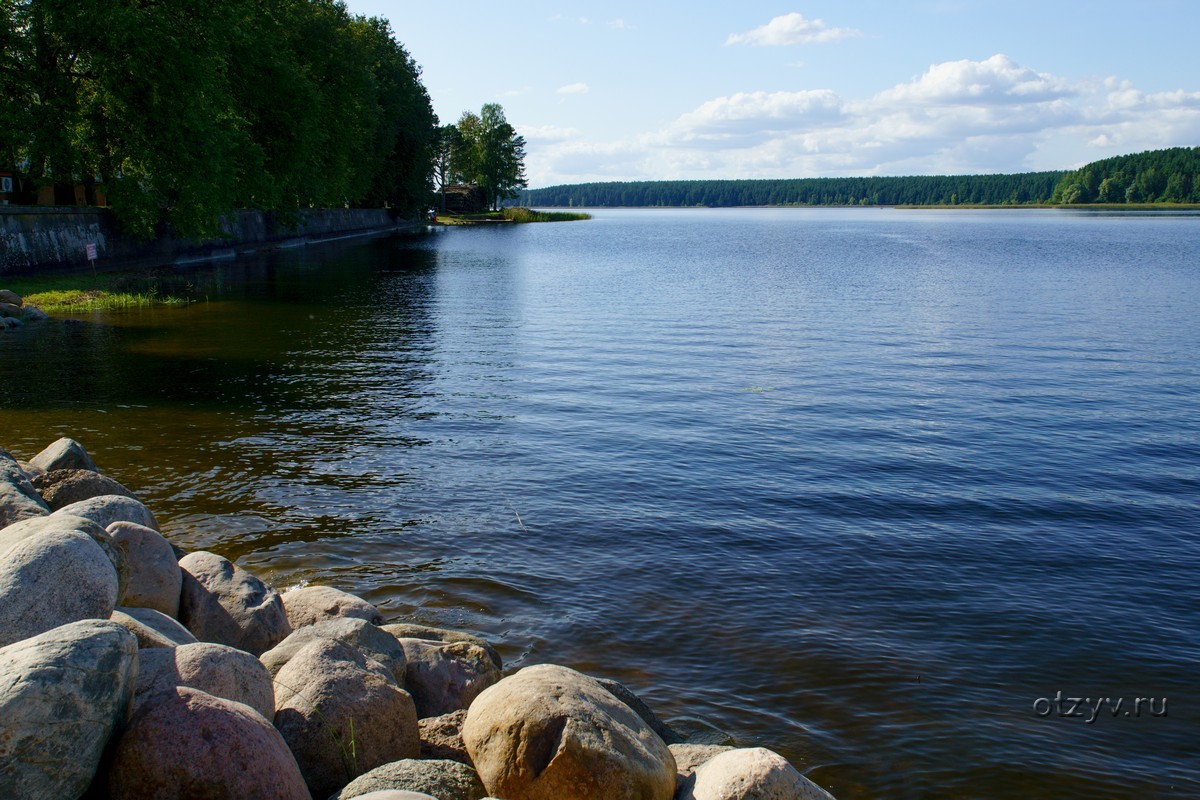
[521,147,1200,208]
[521,173,1066,208]
[1050,147,1200,204]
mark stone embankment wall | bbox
[0,207,421,276]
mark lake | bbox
[2,208,1197,799]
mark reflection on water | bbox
[2,210,1199,799]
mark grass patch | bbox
[433,207,591,225]
[433,213,487,226]
[5,270,195,312]
[501,207,592,223]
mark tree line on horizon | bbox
[1050,147,1200,204]
[520,172,1066,208]
[521,148,1200,208]
[1,0,438,239]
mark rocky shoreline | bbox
[0,289,49,330]
[0,438,836,800]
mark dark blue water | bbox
[3,208,1198,799]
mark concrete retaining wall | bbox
[0,207,420,275]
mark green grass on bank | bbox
[4,271,195,313]
[434,207,592,225]
[501,207,592,223]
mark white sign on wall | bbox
[0,177,12,193]
[85,243,98,261]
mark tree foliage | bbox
[1050,147,1200,205]
[1,0,437,238]
[522,172,1065,208]
[431,124,460,211]
[452,103,526,211]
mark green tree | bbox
[1050,148,1200,206]
[432,124,460,211]
[355,16,437,213]
[454,103,526,210]
[91,0,251,238]
[451,111,482,184]
[2,0,437,237]
[478,103,526,210]
[0,0,32,171]
[1097,176,1126,203]
[1162,172,1188,203]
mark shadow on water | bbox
[1,235,443,566]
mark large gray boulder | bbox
[135,642,275,719]
[462,664,677,800]
[344,793,440,800]
[382,623,502,670]
[108,686,309,800]
[54,494,159,532]
[0,449,50,528]
[110,606,198,649]
[332,758,486,800]
[678,747,837,800]
[35,468,137,511]
[29,437,99,473]
[281,584,384,628]
[108,521,182,617]
[0,289,21,306]
[396,637,502,718]
[0,515,120,647]
[178,550,291,656]
[2,512,130,605]
[0,619,138,800]
[261,616,405,684]
[274,638,420,799]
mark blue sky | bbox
[346,1,1200,187]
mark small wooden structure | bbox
[442,184,487,214]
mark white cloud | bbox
[726,13,862,46]
[557,82,590,95]
[526,54,1200,186]
[664,90,845,147]
[873,55,1072,106]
